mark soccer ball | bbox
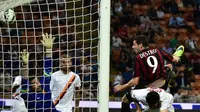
[0,9,16,24]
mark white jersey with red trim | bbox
[50,71,81,112]
[131,87,174,112]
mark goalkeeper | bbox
[12,33,58,112]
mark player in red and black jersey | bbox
[133,45,175,89]
[114,35,184,112]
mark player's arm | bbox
[114,77,139,92]
[74,75,81,112]
[41,33,55,58]
[75,75,81,88]
[74,75,81,98]
[41,33,55,76]
[12,85,20,93]
[114,60,141,92]
[50,74,57,101]
[50,74,55,91]
[12,76,21,92]
[20,49,29,78]
[12,76,22,97]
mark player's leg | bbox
[147,66,177,90]
[160,67,173,90]
[173,45,184,57]
[165,66,177,88]
[146,78,166,88]
[121,94,131,112]
[172,45,185,62]
[121,88,135,112]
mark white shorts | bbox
[12,97,28,112]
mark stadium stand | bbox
[110,0,200,103]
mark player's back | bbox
[131,87,174,111]
[134,48,173,86]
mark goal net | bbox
[0,0,101,111]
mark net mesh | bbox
[0,0,31,12]
[0,0,99,111]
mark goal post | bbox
[98,0,110,112]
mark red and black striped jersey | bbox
[134,48,173,88]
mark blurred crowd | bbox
[110,0,200,103]
[0,0,99,99]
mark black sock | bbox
[121,102,131,112]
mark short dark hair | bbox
[146,91,160,109]
[133,35,148,47]
[61,54,72,59]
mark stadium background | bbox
[0,0,200,111]
[110,0,200,111]
[110,0,200,105]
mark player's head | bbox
[29,77,42,92]
[60,54,72,72]
[132,35,148,54]
[146,91,161,110]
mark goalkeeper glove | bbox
[41,33,55,50]
[20,49,29,65]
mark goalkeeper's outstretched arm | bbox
[20,49,29,78]
[12,76,22,97]
[41,33,55,77]
[41,33,55,58]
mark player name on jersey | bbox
[139,49,157,58]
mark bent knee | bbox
[121,95,129,103]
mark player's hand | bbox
[41,33,55,49]
[20,49,29,65]
[113,84,122,93]
[165,64,173,71]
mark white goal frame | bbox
[99,0,110,112]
